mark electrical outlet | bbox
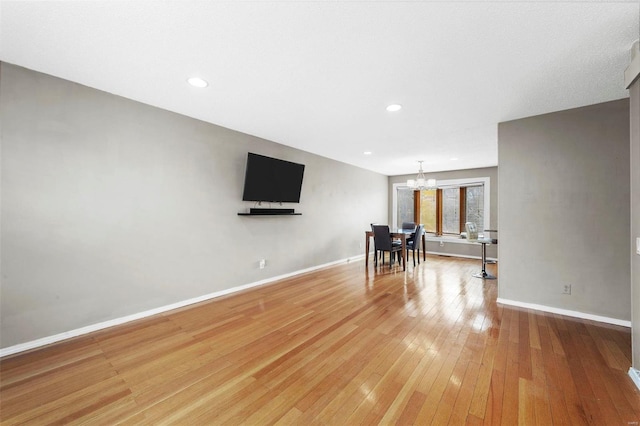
[439,241,444,247]
[636,237,640,255]
[259,259,266,269]
[562,284,571,295]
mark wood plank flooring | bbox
[1,256,639,425]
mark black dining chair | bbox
[406,224,424,266]
[370,223,382,264]
[401,222,416,231]
[401,221,417,244]
[372,225,402,268]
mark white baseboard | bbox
[0,254,364,358]
[496,298,631,327]
[629,368,640,391]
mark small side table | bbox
[473,238,496,280]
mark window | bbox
[397,187,414,227]
[393,177,490,236]
[441,188,460,234]
[465,185,484,234]
[419,190,437,233]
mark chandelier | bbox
[407,161,437,190]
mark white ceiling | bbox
[1,1,638,176]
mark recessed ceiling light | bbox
[187,77,208,88]
[364,151,372,155]
[386,104,402,112]
[450,157,459,161]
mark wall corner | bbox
[625,40,640,89]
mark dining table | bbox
[364,228,426,271]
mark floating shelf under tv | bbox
[238,208,301,216]
[238,212,302,216]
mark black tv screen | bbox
[242,153,305,203]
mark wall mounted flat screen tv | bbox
[242,153,305,203]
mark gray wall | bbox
[498,99,631,321]
[630,69,639,368]
[0,63,388,349]
[388,167,498,259]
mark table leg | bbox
[365,233,370,267]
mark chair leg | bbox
[413,249,416,267]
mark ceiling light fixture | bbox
[363,151,372,155]
[187,77,208,88]
[386,104,402,112]
[407,161,437,190]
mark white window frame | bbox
[392,177,491,237]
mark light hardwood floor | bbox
[1,256,639,425]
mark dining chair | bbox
[401,222,416,231]
[371,223,382,263]
[372,225,402,268]
[401,221,417,244]
[371,223,395,264]
[406,224,424,266]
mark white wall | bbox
[498,99,631,321]
[629,59,640,369]
[0,63,388,349]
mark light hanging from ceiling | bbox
[407,161,437,190]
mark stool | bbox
[473,238,496,280]
[483,229,498,264]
